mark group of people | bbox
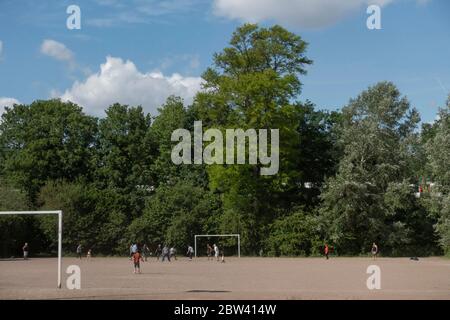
[323,242,379,260]
[129,243,196,273]
[206,243,221,261]
[19,241,379,266]
[153,244,179,262]
[76,244,92,260]
[128,242,224,273]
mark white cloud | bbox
[213,0,421,28]
[59,56,203,117]
[40,39,75,68]
[0,97,20,116]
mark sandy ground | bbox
[0,256,449,300]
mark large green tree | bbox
[318,82,436,255]
[150,96,208,188]
[0,99,97,203]
[0,179,43,258]
[192,24,314,253]
[94,104,154,222]
[128,180,221,250]
[425,96,450,254]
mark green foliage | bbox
[128,180,221,249]
[38,181,100,251]
[95,103,153,220]
[0,99,97,203]
[195,23,318,253]
[435,195,450,254]
[425,97,450,253]
[265,209,321,256]
[384,181,439,256]
[0,179,29,211]
[426,99,450,191]
[318,82,437,255]
[0,180,39,257]
[149,96,207,186]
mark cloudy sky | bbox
[0,0,449,121]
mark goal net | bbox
[0,211,63,288]
[194,234,240,258]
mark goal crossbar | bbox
[194,234,240,258]
[0,210,63,288]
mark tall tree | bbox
[425,96,450,254]
[192,24,313,253]
[318,82,431,255]
[0,179,42,258]
[128,180,221,249]
[0,100,97,203]
[95,103,153,222]
[150,96,207,187]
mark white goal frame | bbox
[194,234,240,258]
[0,210,63,288]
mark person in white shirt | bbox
[213,244,219,261]
[187,245,194,260]
[170,247,177,260]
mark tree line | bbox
[0,24,449,257]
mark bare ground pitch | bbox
[0,257,449,299]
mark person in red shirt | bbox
[324,244,329,260]
[132,251,144,274]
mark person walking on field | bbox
[213,244,219,262]
[22,243,29,260]
[132,243,138,254]
[132,250,144,274]
[142,243,150,262]
[129,243,137,260]
[76,244,83,259]
[324,244,329,260]
[170,247,177,261]
[207,243,213,261]
[155,244,162,261]
[162,245,171,262]
[371,243,379,260]
[187,245,194,260]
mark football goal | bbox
[0,210,63,288]
[194,234,240,258]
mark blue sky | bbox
[0,0,449,122]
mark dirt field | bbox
[0,257,449,300]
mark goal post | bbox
[194,234,240,258]
[0,210,63,288]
